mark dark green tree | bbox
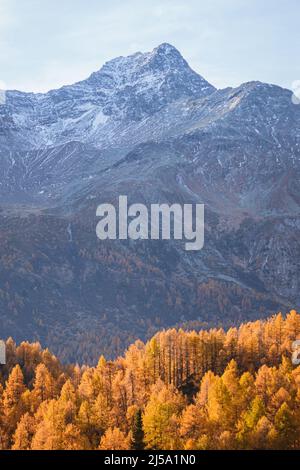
[131,409,145,450]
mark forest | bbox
[0,309,300,450]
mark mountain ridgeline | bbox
[0,44,299,362]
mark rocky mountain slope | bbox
[0,44,299,363]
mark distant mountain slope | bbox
[0,44,299,362]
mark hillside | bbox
[0,44,299,361]
[0,310,300,450]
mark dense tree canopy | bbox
[0,310,300,450]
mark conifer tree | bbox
[12,413,35,450]
[143,380,185,450]
[33,363,55,406]
[274,402,298,449]
[3,364,27,441]
[131,409,145,450]
[99,428,130,450]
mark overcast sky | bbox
[0,0,299,93]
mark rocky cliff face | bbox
[0,44,299,362]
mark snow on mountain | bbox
[0,44,300,361]
[0,43,215,152]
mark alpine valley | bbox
[0,44,299,363]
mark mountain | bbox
[0,44,299,363]
[0,43,214,153]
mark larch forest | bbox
[0,310,300,450]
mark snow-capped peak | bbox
[0,44,217,152]
[86,43,215,99]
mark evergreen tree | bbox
[131,409,145,450]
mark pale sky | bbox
[0,0,299,93]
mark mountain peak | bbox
[153,42,182,56]
[91,43,186,79]
[86,43,215,109]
